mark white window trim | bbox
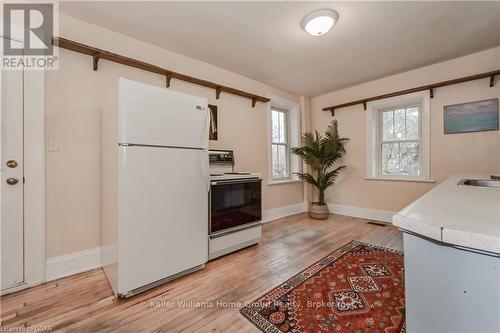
[366,91,433,182]
[267,94,302,185]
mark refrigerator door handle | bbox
[203,108,210,150]
[118,143,204,150]
[201,150,210,193]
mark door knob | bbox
[6,178,19,185]
[6,160,18,168]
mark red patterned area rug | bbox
[241,241,405,333]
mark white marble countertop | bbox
[393,173,500,254]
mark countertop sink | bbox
[458,179,500,188]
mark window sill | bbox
[364,177,436,183]
[267,179,303,186]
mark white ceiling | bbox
[60,1,500,97]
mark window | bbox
[271,108,290,179]
[268,95,301,184]
[366,91,431,182]
[380,105,420,176]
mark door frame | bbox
[1,35,46,295]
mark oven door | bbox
[210,178,262,236]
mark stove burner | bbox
[224,172,251,175]
[210,173,223,176]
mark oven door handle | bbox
[210,221,262,239]
[211,178,262,185]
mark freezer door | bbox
[118,145,209,294]
[118,78,209,149]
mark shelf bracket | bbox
[216,87,222,100]
[362,101,367,110]
[92,52,99,71]
[429,87,434,98]
[490,75,495,87]
[330,108,335,117]
[251,97,258,108]
[165,73,172,88]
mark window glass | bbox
[394,108,406,140]
[400,142,419,175]
[382,110,394,141]
[272,111,280,142]
[271,109,289,179]
[380,105,420,176]
[381,142,398,175]
[405,107,418,139]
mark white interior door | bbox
[1,38,25,290]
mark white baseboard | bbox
[262,202,307,223]
[42,203,391,282]
[1,281,42,296]
[45,247,102,282]
[42,203,308,282]
[328,203,395,223]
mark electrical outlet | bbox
[48,139,59,152]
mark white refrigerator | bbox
[103,78,209,298]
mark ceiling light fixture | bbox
[301,9,339,37]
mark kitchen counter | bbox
[393,173,500,254]
[395,173,500,332]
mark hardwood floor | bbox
[1,213,402,333]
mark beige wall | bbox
[45,14,499,258]
[310,47,500,213]
[46,14,306,258]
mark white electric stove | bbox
[208,150,262,260]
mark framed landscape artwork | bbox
[209,104,218,140]
[443,98,499,134]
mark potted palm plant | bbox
[291,120,349,219]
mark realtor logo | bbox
[2,2,58,69]
[3,3,53,55]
